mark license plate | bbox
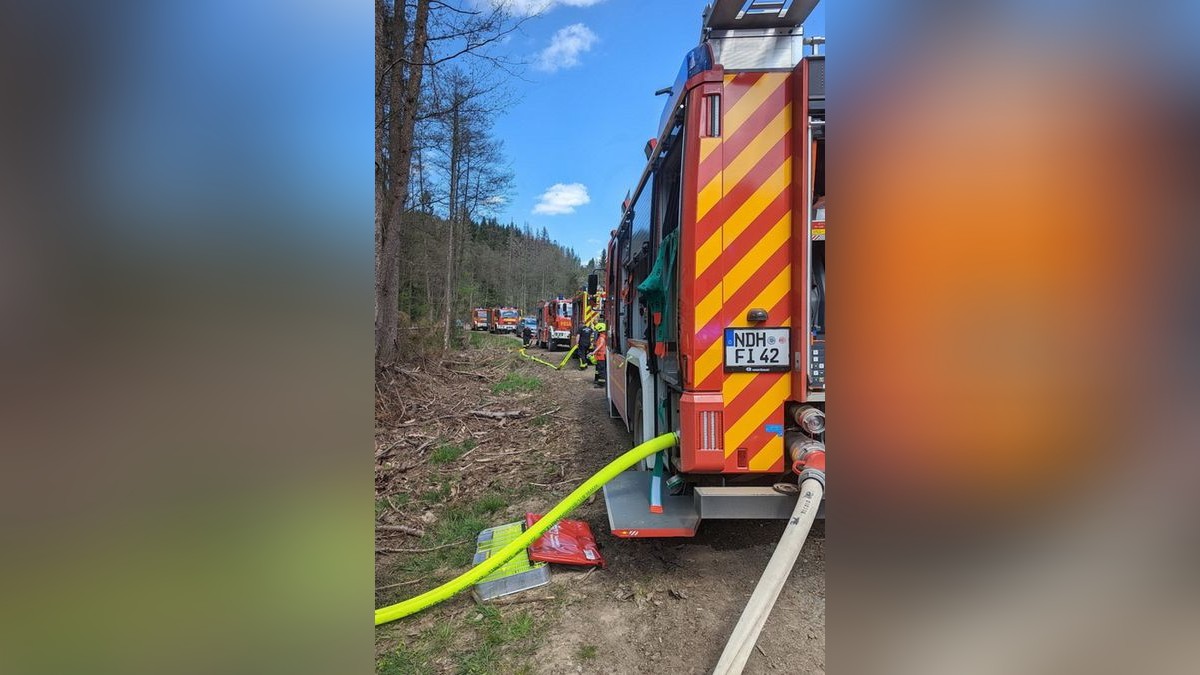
[723,327,790,372]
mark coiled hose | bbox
[375,431,679,626]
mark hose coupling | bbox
[785,432,824,488]
[792,448,825,489]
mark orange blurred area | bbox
[835,41,1163,518]
[830,5,1200,672]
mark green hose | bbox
[375,431,679,625]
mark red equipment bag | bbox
[525,513,606,567]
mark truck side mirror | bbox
[587,273,598,296]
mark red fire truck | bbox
[489,307,520,334]
[536,296,574,351]
[470,308,489,331]
[601,0,825,537]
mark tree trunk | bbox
[374,0,391,356]
[442,97,461,351]
[375,0,431,367]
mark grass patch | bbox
[394,492,511,579]
[455,607,540,674]
[377,646,427,674]
[378,504,548,673]
[376,493,411,518]
[476,606,535,645]
[491,372,542,395]
[474,493,508,514]
[419,480,451,505]
[430,439,476,465]
[486,483,541,503]
[378,608,543,675]
[376,621,457,675]
[578,644,598,661]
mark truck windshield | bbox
[558,302,572,317]
[475,310,487,318]
[501,309,518,318]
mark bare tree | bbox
[375,0,525,365]
[376,0,432,366]
[422,67,514,347]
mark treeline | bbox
[396,214,585,323]
[376,0,588,362]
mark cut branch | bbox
[376,524,426,537]
[376,539,469,554]
[469,409,525,419]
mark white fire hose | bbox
[712,448,825,675]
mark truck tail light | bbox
[699,410,724,452]
[680,392,725,472]
[705,94,721,137]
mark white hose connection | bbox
[792,405,825,435]
[712,438,825,675]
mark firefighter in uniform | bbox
[590,322,607,385]
[573,323,593,370]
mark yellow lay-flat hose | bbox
[375,431,679,626]
[517,344,577,370]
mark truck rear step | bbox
[603,472,821,538]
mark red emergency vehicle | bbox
[470,308,489,331]
[600,0,825,537]
[536,296,573,351]
[489,307,520,334]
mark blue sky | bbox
[487,0,826,264]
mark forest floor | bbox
[375,332,825,674]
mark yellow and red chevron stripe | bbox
[686,71,794,474]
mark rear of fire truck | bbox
[537,297,574,351]
[602,0,825,537]
[471,307,489,331]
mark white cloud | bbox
[533,182,590,215]
[479,0,605,17]
[535,23,598,73]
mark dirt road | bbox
[375,336,825,674]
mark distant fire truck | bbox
[489,307,520,334]
[536,296,574,351]
[470,308,489,331]
[601,0,825,537]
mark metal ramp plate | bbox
[603,471,700,538]
[471,521,550,602]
